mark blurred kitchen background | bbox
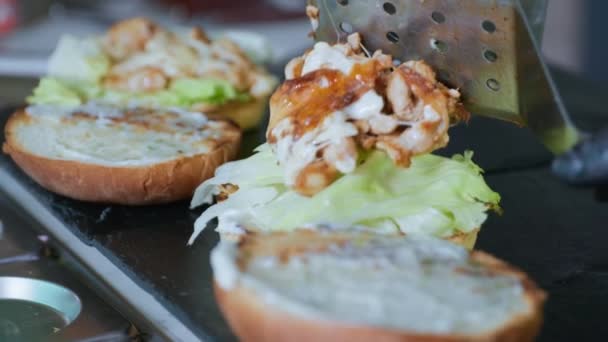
[0,0,605,103]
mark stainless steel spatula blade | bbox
[309,0,581,154]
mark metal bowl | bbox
[0,277,81,340]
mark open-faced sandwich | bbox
[212,230,546,342]
[1,17,280,204]
[26,17,276,130]
[190,33,500,248]
[3,105,240,205]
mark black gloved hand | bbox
[552,128,608,185]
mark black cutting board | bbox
[1,68,608,341]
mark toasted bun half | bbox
[212,231,546,342]
[3,107,241,205]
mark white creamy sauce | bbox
[399,105,440,151]
[184,35,212,57]
[324,140,356,173]
[167,107,209,128]
[310,18,319,32]
[272,40,458,191]
[21,103,216,166]
[26,102,124,120]
[272,43,404,182]
[423,105,440,121]
[110,29,275,95]
[301,42,357,76]
[249,74,277,98]
[115,32,197,77]
[299,222,394,234]
[284,57,303,80]
[26,103,207,127]
[212,235,529,335]
[318,76,330,88]
[272,111,358,185]
[271,86,391,182]
[271,42,389,183]
[342,90,384,120]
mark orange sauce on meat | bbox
[269,61,383,140]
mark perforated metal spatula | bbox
[309,0,581,155]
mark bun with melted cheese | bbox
[212,230,546,342]
[3,106,240,204]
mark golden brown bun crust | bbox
[214,232,546,342]
[203,95,268,131]
[3,109,241,205]
[447,229,479,250]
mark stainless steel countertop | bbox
[0,195,133,341]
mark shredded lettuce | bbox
[189,145,501,244]
[28,76,249,108]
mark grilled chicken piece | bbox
[101,18,275,98]
[294,161,340,197]
[306,5,320,32]
[104,66,168,93]
[103,18,158,61]
[267,33,468,196]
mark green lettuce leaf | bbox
[167,78,250,106]
[99,79,249,107]
[47,35,110,84]
[189,145,501,243]
[26,78,83,106]
[28,77,249,108]
[26,77,104,106]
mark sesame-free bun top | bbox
[3,104,240,204]
[212,230,546,342]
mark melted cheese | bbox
[212,234,529,335]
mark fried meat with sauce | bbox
[102,18,275,100]
[267,33,468,196]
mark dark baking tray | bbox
[1,68,608,341]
